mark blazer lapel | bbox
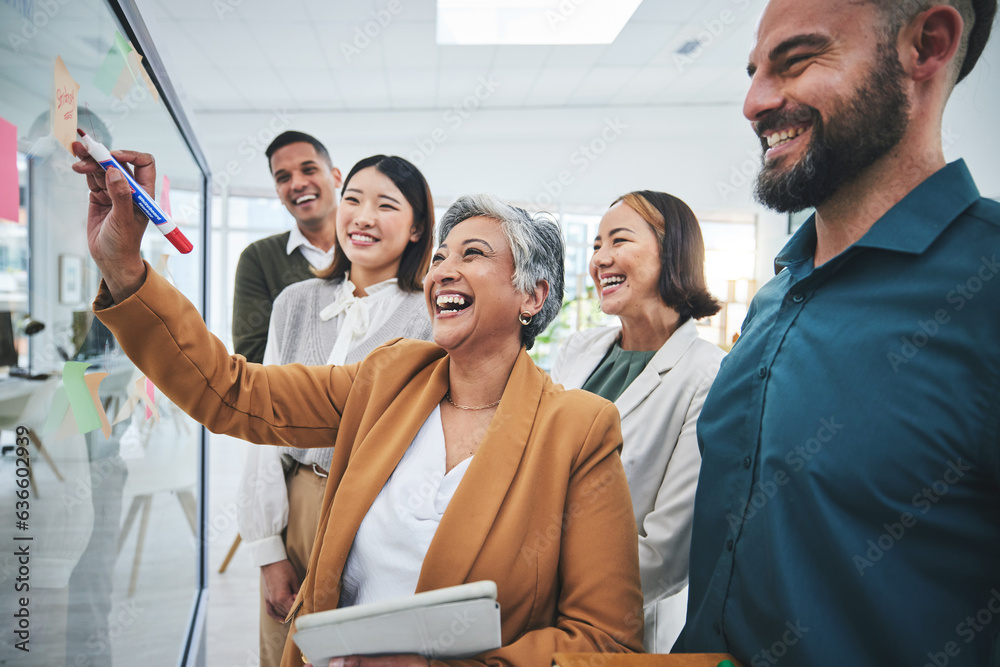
[309,355,451,609]
[415,348,542,592]
[614,319,700,420]
[614,363,661,421]
[562,327,620,389]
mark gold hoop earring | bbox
[519,311,533,326]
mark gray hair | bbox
[438,194,564,350]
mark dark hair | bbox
[265,131,333,172]
[868,0,996,83]
[612,191,721,322]
[962,0,998,82]
[315,155,434,293]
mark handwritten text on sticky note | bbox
[53,55,80,153]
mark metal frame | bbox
[103,1,212,664]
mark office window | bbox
[0,0,208,663]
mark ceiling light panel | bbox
[437,0,642,45]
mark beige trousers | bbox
[259,464,327,667]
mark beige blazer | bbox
[551,320,724,652]
[95,266,644,666]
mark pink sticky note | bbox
[0,116,17,223]
[160,175,172,216]
[53,56,81,154]
[145,377,155,420]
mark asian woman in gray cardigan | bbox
[238,155,435,667]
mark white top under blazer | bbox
[339,406,472,607]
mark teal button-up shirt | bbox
[681,161,1000,665]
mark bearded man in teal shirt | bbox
[679,0,1000,664]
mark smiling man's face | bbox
[743,0,912,212]
[269,141,342,229]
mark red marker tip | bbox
[77,128,86,137]
[163,228,194,254]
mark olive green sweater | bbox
[231,231,314,363]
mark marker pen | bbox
[76,129,193,254]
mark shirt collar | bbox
[337,271,399,299]
[775,160,980,276]
[286,224,332,256]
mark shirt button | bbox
[792,293,805,303]
[758,367,768,378]
[726,539,734,551]
[743,457,752,469]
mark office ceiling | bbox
[134,0,765,113]
[3,0,996,204]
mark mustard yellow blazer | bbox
[95,266,644,666]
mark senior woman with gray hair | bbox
[72,144,643,666]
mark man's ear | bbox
[522,280,550,318]
[903,5,964,83]
[331,166,344,189]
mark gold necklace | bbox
[445,392,501,411]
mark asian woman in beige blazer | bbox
[72,140,643,667]
[551,191,725,653]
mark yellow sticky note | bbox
[53,55,81,154]
[131,51,160,103]
[84,372,113,439]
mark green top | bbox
[581,343,656,403]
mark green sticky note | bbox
[717,661,735,667]
[94,32,135,96]
[114,31,133,58]
[115,32,139,77]
[93,43,128,96]
[42,386,70,435]
[63,361,103,434]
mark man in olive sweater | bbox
[232,131,342,362]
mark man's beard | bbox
[753,40,911,213]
